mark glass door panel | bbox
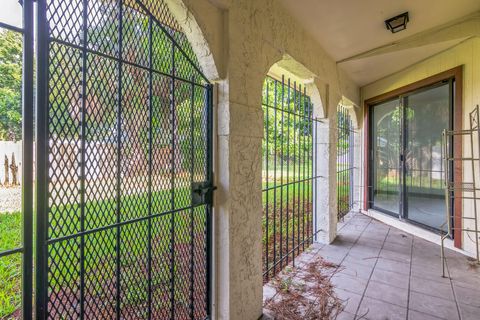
[372,100,401,215]
[404,83,450,230]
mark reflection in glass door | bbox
[404,83,450,231]
[371,100,401,216]
[370,81,452,231]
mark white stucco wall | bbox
[361,36,480,258]
[166,1,361,319]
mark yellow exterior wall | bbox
[362,37,480,256]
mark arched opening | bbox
[261,61,323,282]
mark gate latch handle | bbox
[191,182,216,205]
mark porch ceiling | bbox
[279,0,480,86]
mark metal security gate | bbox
[35,0,213,319]
[0,1,34,319]
[262,75,319,282]
[337,105,355,220]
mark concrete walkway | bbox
[263,213,480,320]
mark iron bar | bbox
[295,82,299,258]
[276,75,288,274]
[263,231,322,276]
[189,75,195,320]
[206,83,214,316]
[134,0,209,83]
[314,118,318,242]
[302,88,306,250]
[0,21,24,33]
[285,76,290,266]
[49,37,208,88]
[337,105,356,219]
[287,81,300,260]
[35,0,50,316]
[115,1,124,318]
[265,78,270,278]
[262,76,318,282]
[147,15,153,320]
[0,247,23,258]
[22,0,34,317]
[170,43,176,320]
[79,0,89,316]
[45,204,206,245]
[273,78,278,278]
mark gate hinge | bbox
[191,182,216,205]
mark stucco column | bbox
[313,115,338,244]
[215,78,264,320]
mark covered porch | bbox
[2,0,480,319]
[263,213,480,319]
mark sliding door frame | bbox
[364,66,463,248]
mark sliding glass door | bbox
[371,99,402,216]
[404,83,451,230]
[370,81,452,231]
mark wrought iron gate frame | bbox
[0,0,34,318]
[34,0,214,318]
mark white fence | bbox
[0,140,23,184]
[0,138,176,187]
[0,139,121,186]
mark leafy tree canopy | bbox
[0,30,22,141]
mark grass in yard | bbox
[263,162,313,183]
[0,187,207,319]
[262,180,315,280]
[0,211,22,319]
[376,172,444,191]
[337,170,352,217]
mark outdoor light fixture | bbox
[385,12,409,33]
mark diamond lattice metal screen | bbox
[262,75,320,282]
[337,105,355,220]
[35,0,213,318]
[0,1,34,319]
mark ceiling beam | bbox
[338,11,480,64]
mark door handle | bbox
[191,181,217,205]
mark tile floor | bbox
[263,213,480,320]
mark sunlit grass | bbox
[0,187,204,318]
[0,211,22,318]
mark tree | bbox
[0,30,22,141]
[262,77,313,166]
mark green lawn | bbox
[261,178,315,279]
[262,181,312,240]
[375,175,444,198]
[337,170,352,216]
[0,212,22,318]
[2,170,359,317]
[0,187,205,318]
[262,160,313,180]
[261,172,352,249]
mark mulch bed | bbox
[264,257,344,320]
